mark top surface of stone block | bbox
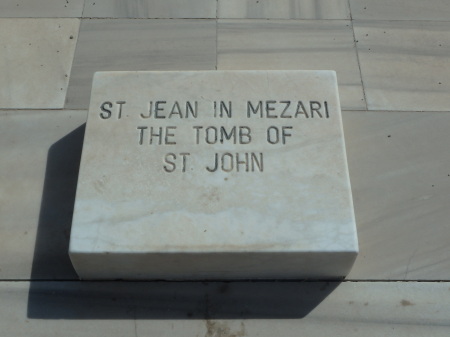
[69,70,357,279]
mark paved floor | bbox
[1,1,449,335]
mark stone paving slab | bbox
[354,20,450,111]
[65,19,216,110]
[217,19,366,111]
[82,0,216,19]
[218,0,350,19]
[0,0,84,18]
[344,111,450,280]
[0,18,79,109]
[350,0,450,21]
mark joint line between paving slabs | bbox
[215,0,219,70]
[63,18,83,109]
[81,0,87,18]
[347,0,368,111]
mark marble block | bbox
[69,70,358,280]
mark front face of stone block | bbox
[69,70,358,280]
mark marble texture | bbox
[69,70,357,280]
[350,0,450,21]
[0,110,86,280]
[83,0,216,18]
[0,19,79,109]
[219,0,350,19]
[1,281,449,335]
[0,0,84,17]
[217,20,365,111]
[65,19,216,110]
[344,111,450,280]
[354,21,450,111]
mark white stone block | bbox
[69,70,358,280]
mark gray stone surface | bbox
[344,111,450,280]
[0,0,84,17]
[354,20,450,111]
[350,0,450,21]
[0,19,79,109]
[65,19,216,110]
[83,0,216,18]
[69,70,357,280]
[217,19,366,111]
[219,0,350,19]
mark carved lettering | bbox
[205,153,263,173]
[132,97,332,173]
[142,101,198,119]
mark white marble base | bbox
[69,70,358,280]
